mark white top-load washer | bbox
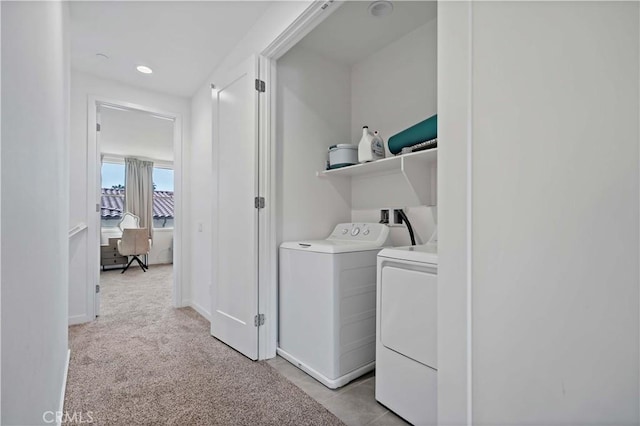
[376,243,438,425]
[278,223,390,389]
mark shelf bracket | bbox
[318,173,351,204]
[401,156,436,206]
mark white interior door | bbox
[211,56,261,360]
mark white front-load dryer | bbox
[376,244,438,425]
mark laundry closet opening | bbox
[270,1,438,424]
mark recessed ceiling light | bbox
[136,65,153,74]
[368,1,393,17]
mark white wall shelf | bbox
[317,148,437,178]
[317,148,437,206]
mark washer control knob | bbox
[351,227,360,236]
[342,228,349,235]
[363,228,370,236]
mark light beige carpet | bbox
[64,264,343,425]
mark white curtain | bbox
[124,158,154,239]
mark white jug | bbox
[358,126,385,163]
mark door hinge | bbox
[96,123,101,132]
[254,314,265,327]
[255,79,265,93]
[96,284,100,293]
[254,196,265,209]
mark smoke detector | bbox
[368,1,393,17]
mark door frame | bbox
[256,0,344,359]
[86,96,185,319]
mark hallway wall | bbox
[189,1,313,320]
[1,1,70,423]
[438,2,640,424]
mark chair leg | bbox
[121,256,136,274]
[134,256,147,272]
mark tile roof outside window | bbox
[101,188,174,219]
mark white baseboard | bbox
[57,349,71,426]
[148,259,173,266]
[68,314,91,326]
[189,300,211,321]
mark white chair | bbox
[116,212,152,267]
[117,228,150,273]
[118,212,140,232]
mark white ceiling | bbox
[298,1,437,66]
[69,1,272,97]
[100,107,174,162]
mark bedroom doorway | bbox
[88,98,184,318]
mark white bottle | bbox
[359,127,386,162]
[372,131,385,160]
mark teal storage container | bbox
[388,114,437,155]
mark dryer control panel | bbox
[327,223,390,246]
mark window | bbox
[101,163,125,229]
[152,167,174,229]
[100,162,175,229]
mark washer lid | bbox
[280,240,386,254]
[378,243,438,264]
[280,223,390,254]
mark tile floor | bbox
[267,356,409,426]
